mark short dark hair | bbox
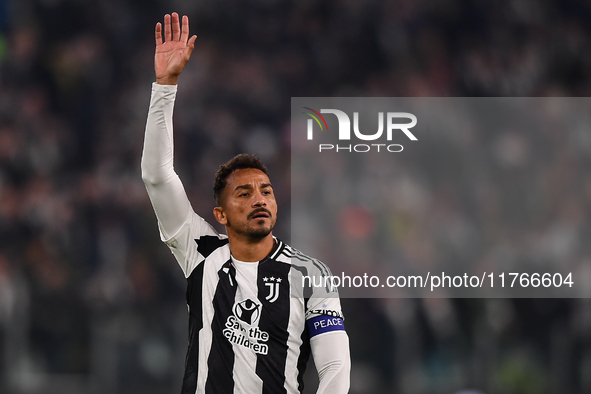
[213,154,271,205]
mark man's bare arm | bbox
[141,13,197,240]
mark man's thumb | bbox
[186,35,197,58]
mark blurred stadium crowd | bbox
[0,0,591,393]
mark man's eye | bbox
[239,192,249,197]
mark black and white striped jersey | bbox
[163,211,345,394]
[142,83,350,394]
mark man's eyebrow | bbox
[233,183,273,192]
[233,184,253,192]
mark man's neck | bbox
[228,233,276,262]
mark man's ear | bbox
[213,206,227,225]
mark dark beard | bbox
[244,226,272,240]
[226,218,275,240]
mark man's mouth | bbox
[249,209,271,220]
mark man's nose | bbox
[252,190,267,206]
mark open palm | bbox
[154,13,197,85]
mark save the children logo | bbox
[233,298,261,325]
[303,107,417,153]
[224,299,269,355]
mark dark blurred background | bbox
[0,0,590,393]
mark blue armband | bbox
[307,315,345,338]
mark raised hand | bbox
[154,13,198,85]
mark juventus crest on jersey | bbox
[162,211,345,394]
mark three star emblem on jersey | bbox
[263,276,281,303]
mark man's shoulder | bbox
[163,211,223,244]
[194,231,229,259]
[274,241,334,277]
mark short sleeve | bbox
[163,211,224,278]
[302,258,346,339]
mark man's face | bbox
[214,168,277,240]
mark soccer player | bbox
[141,12,350,394]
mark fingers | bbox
[164,14,172,42]
[160,13,193,45]
[185,35,198,60]
[188,35,198,48]
[172,12,181,41]
[180,15,189,43]
[155,22,163,46]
